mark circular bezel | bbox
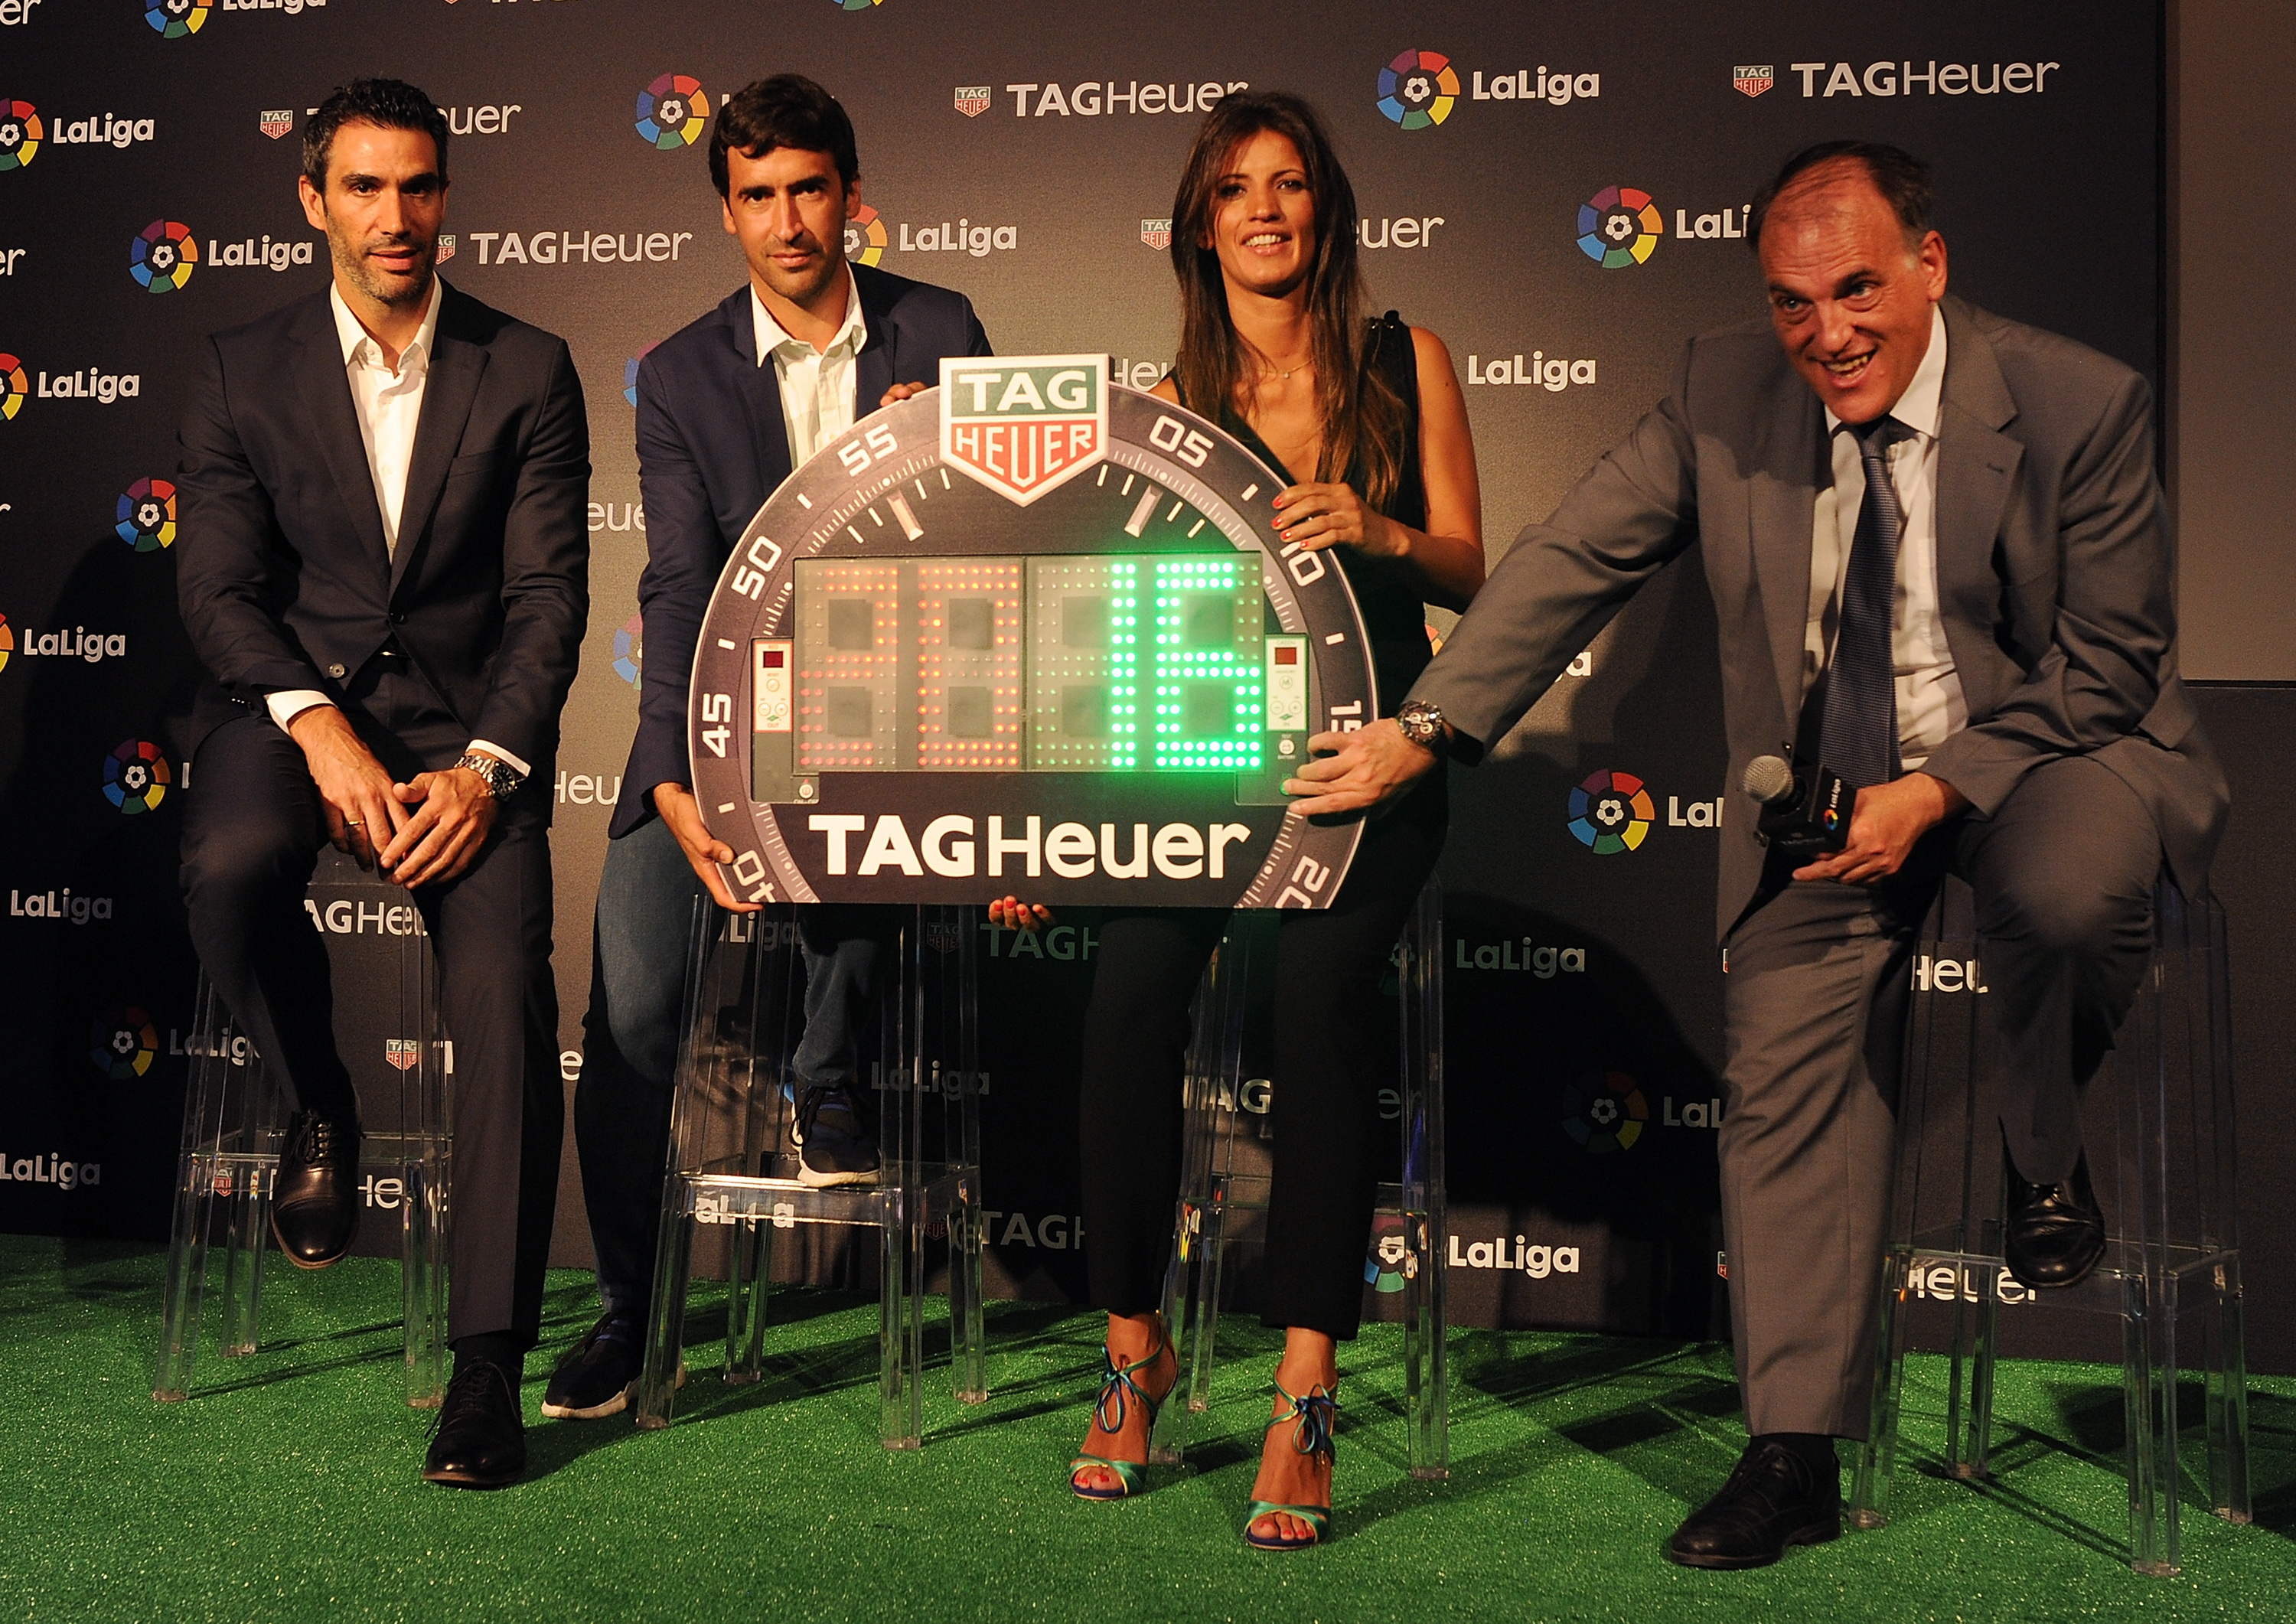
[690,383,1377,908]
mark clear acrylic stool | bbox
[154,885,449,1408]
[1150,877,1448,1479]
[632,901,987,1449]
[1850,876,2249,1574]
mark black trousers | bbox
[178,660,563,1349]
[1077,771,1446,1342]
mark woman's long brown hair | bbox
[1168,91,1405,508]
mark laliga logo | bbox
[145,0,210,38]
[129,220,197,293]
[0,353,19,420]
[622,341,657,405]
[0,99,41,171]
[1578,185,1662,269]
[1378,47,1459,129]
[612,611,643,686]
[1567,768,1652,853]
[91,1004,158,1080]
[635,73,708,149]
[1563,1070,1649,1153]
[843,203,887,267]
[103,739,171,814]
[1365,1214,1415,1293]
[0,611,11,668]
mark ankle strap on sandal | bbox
[1093,1338,1169,1436]
[1271,1381,1337,1460]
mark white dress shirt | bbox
[269,276,527,776]
[1802,303,1966,771]
[752,269,868,466]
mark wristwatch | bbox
[455,751,524,801]
[1393,699,1447,754]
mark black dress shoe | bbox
[1668,1438,1841,1570]
[270,1110,360,1269]
[424,1361,528,1488]
[2004,1150,2108,1290]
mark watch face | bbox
[690,358,1375,908]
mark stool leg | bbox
[725,1215,770,1386]
[1186,1191,1228,1418]
[2122,1265,2181,1575]
[2207,1254,2252,1523]
[153,1151,212,1401]
[1942,1256,1999,1481]
[403,1154,447,1408]
[949,1174,987,1404]
[1850,1250,1911,1528]
[217,1161,268,1358]
[879,1194,924,1450]
[1404,1206,1450,1480]
[1150,1202,1198,1466]
[633,1198,695,1430]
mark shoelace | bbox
[431,1361,514,1436]
[1273,1382,1337,1461]
[1091,1342,1166,1436]
[289,1113,351,1166]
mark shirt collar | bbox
[1825,302,1948,440]
[331,275,444,374]
[750,267,866,367]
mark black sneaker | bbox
[540,1313,643,1420]
[793,1084,880,1188]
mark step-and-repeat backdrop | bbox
[10,0,2261,1368]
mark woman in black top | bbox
[992,90,1482,1549]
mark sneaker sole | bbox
[540,1385,629,1421]
[797,1164,879,1189]
[1667,1515,1839,1570]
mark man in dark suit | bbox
[176,79,589,1487]
[1287,142,2228,1567]
[545,75,990,1420]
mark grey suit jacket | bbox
[1410,295,2229,941]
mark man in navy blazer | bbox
[547,76,990,1420]
[176,80,589,1486]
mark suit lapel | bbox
[1932,298,2024,716]
[289,298,393,582]
[390,289,488,596]
[725,289,795,501]
[1750,375,1824,738]
[854,266,895,410]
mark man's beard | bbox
[331,228,434,306]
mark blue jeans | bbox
[572,816,883,1319]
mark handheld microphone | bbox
[1743,754,1854,858]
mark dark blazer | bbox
[610,261,992,837]
[1411,295,2229,940]
[177,280,591,787]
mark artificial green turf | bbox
[5,1234,2293,1623]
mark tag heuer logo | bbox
[954,85,992,119]
[939,354,1107,506]
[385,1039,420,1071]
[435,234,457,263]
[925,920,964,954]
[258,109,295,140]
[1733,65,1775,98]
[1140,218,1172,250]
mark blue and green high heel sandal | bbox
[1244,1381,1337,1551]
[1068,1337,1173,1502]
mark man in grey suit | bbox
[1286,141,2228,1568]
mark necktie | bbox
[1818,417,1913,788]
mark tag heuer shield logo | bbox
[939,355,1107,505]
[1140,218,1172,250]
[954,85,992,118]
[258,109,295,140]
[1733,65,1775,97]
[435,234,457,263]
[386,1039,420,1071]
